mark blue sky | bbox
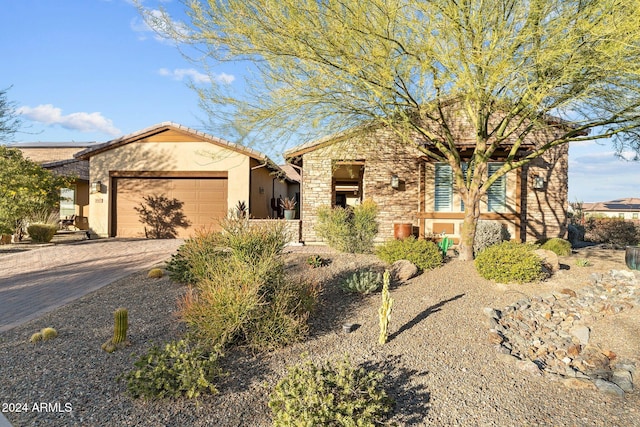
[1,0,637,203]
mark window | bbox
[619,213,625,219]
[487,163,506,213]
[434,163,453,211]
[633,213,639,220]
[60,187,75,218]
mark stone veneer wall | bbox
[300,132,423,243]
[522,144,568,241]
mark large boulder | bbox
[390,260,419,281]
[534,249,560,274]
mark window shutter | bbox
[435,163,453,211]
[488,163,506,212]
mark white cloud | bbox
[158,68,235,84]
[17,104,121,136]
[130,8,189,44]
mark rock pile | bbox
[485,269,639,396]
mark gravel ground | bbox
[1,245,639,426]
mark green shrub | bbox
[269,357,394,427]
[315,199,378,253]
[473,220,510,256]
[306,254,327,268]
[540,237,572,256]
[27,223,57,243]
[475,241,545,283]
[375,236,442,271]
[575,258,591,267]
[175,219,318,352]
[584,217,639,247]
[122,339,224,399]
[341,270,382,294]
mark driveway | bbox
[0,238,182,332]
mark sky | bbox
[1,0,638,203]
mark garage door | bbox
[113,177,228,238]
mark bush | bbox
[375,236,442,271]
[306,254,327,268]
[175,219,318,352]
[315,199,378,253]
[269,357,394,427]
[122,339,224,399]
[540,237,572,256]
[473,220,510,256]
[27,223,57,243]
[341,270,382,294]
[567,223,585,245]
[475,241,545,283]
[584,217,639,247]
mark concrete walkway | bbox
[0,238,182,333]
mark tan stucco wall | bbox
[88,140,251,237]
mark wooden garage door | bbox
[113,177,228,238]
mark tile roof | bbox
[583,198,640,212]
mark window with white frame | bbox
[487,163,506,213]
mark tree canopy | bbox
[0,146,70,236]
[144,0,640,259]
[0,87,22,143]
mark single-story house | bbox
[583,198,640,220]
[74,122,298,238]
[284,120,569,245]
[11,141,95,230]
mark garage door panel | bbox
[113,177,228,238]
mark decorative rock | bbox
[563,378,598,391]
[488,331,504,344]
[611,370,634,392]
[516,360,541,376]
[534,249,560,273]
[594,379,625,397]
[390,260,419,281]
[569,325,590,345]
[489,269,638,395]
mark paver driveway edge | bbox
[0,238,182,333]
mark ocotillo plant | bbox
[378,270,393,345]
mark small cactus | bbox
[113,308,128,344]
[41,327,58,340]
[102,308,129,353]
[30,332,43,343]
[378,270,393,345]
[147,268,164,279]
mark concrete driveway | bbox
[0,238,182,332]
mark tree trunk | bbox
[458,190,482,261]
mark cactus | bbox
[102,308,129,352]
[30,332,43,343]
[41,327,58,340]
[378,270,393,345]
[113,308,128,344]
[147,268,164,278]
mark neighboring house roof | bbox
[41,158,90,181]
[74,121,293,180]
[583,198,640,212]
[8,141,96,148]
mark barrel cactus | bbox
[102,307,129,353]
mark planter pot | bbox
[284,209,296,220]
[393,223,413,240]
[625,246,640,271]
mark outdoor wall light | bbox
[390,174,400,189]
[533,175,545,190]
[259,186,265,194]
[90,181,102,193]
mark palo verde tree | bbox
[142,0,640,260]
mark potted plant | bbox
[280,197,297,220]
[625,244,640,271]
